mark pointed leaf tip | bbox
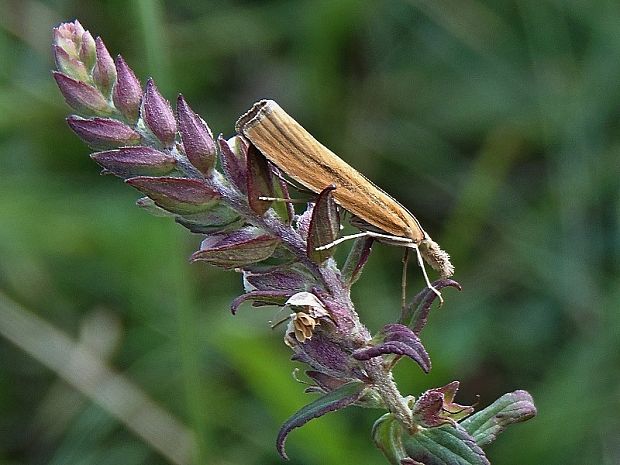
[402,279,462,334]
[276,382,366,460]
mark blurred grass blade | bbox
[0,292,194,465]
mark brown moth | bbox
[235,100,453,296]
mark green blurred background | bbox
[1,0,619,464]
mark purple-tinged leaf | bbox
[460,390,537,447]
[353,341,430,373]
[54,72,111,116]
[401,279,462,334]
[176,95,216,174]
[174,204,242,234]
[239,246,298,273]
[276,381,366,460]
[289,332,352,379]
[353,324,430,372]
[92,37,116,97]
[91,146,176,177]
[53,46,90,82]
[296,203,313,241]
[126,176,220,214]
[79,30,96,70]
[230,290,292,314]
[113,55,142,122]
[67,116,140,149]
[142,79,177,147]
[136,196,242,232]
[190,226,280,269]
[307,185,340,264]
[218,135,248,193]
[304,371,348,393]
[244,267,313,293]
[341,237,373,286]
[246,144,274,215]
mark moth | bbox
[235,100,453,298]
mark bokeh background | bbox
[1,0,619,464]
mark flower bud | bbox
[53,72,111,116]
[52,20,85,58]
[246,144,274,215]
[92,37,116,97]
[142,79,177,147]
[91,146,176,177]
[190,226,280,269]
[126,176,220,215]
[67,116,140,149]
[112,55,142,122]
[307,185,340,264]
[176,95,216,174]
[79,30,96,70]
[53,45,90,82]
[218,135,247,193]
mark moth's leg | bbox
[258,196,308,203]
[411,244,444,306]
[315,232,374,250]
[402,248,410,311]
[315,231,412,251]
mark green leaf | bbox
[373,414,489,465]
[372,413,409,465]
[460,390,537,447]
[276,381,366,459]
[403,425,489,465]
